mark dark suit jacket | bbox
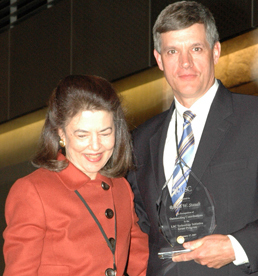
[127,81,258,276]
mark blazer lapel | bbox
[189,83,234,189]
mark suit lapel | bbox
[189,83,234,189]
[148,83,234,193]
[150,102,175,193]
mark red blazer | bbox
[3,154,148,276]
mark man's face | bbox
[154,23,221,107]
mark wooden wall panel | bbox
[9,0,70,119]
[0,31,9,123]
[254,0,258,27]
[72,0,150,81]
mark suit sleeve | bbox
[3,179,46,276]
[125,180,149,276]
[231,220,258,274]
[127,169,150,234]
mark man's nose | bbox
[179,51,193,69]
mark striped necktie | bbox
[171,110,196,215]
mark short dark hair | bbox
[153,1,219,53]
[32,75,133,178]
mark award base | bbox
[158,246,191,259]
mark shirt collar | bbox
[174,79,219,118]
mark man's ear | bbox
[154,49,164,71]
[213,41,221,65]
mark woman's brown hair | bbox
[32,75,133,178]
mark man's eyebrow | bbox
[191,42,206,48]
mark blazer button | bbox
[109,237,115,249]
[105,268,116,276]
[101,182,110,190]
[105,209,114,219]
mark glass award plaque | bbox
[156,178,216,259]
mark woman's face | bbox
[58,110,115,179]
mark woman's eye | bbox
[77,133,89,138]
[101,132,111,137]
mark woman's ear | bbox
[58,128,64,139]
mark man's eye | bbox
[193,47,202,52]
[168,49,176,54]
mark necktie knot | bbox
[183,110,196,124]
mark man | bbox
[127,1,258,275]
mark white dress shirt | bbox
[163,79,248,265]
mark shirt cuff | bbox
[227,235,249,266]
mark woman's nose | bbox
[90,135,101,151]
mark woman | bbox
[3,75,149,276]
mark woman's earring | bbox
[59,139,66,148]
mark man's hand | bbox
[172,234,235,269]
